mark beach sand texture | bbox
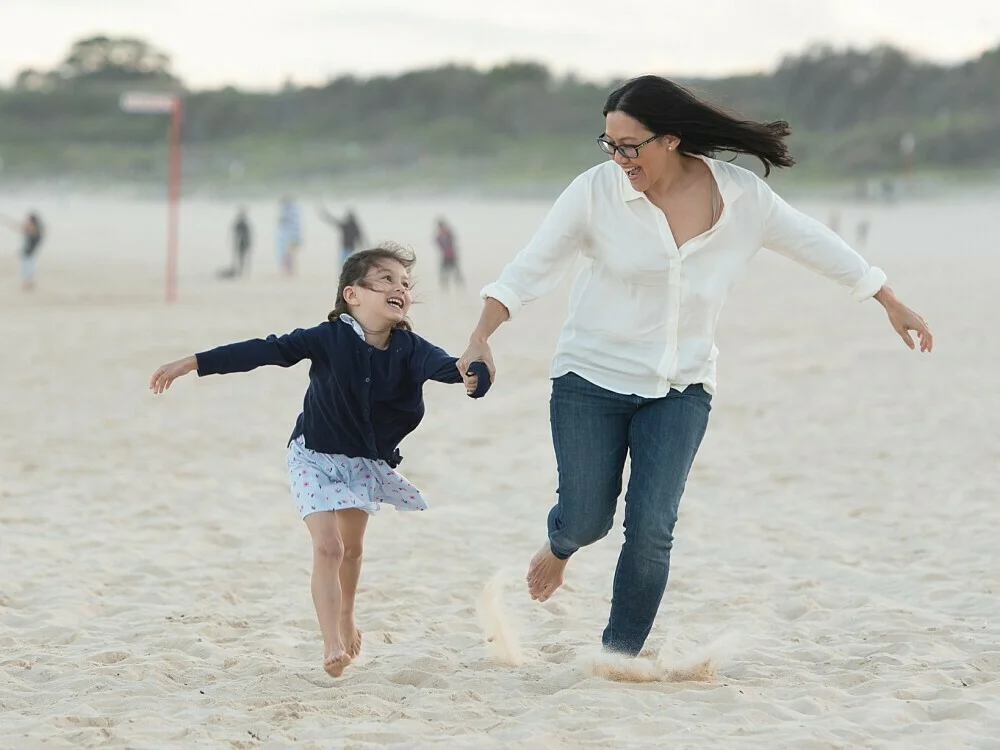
[1,190,997,748]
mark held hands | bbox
[464,361,492,398]
[875,287,933,353]
[149,355,198,394]
[456,338,497,394]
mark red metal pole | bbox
[166,96,183,303]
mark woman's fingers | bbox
[899,326,915,350]
[918,322,933,353]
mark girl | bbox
[150,245,490,677]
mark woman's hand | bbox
[875,287,933,352]
[457,338,496,391]
[149,355,198,394]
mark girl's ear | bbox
[342,286,358,306]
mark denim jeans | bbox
[547,372,712,656]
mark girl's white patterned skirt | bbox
[286,436,427,518]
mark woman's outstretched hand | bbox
[876,287,933,353]
[457,338,496,392]
[149,355,198,394]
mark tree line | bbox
[1,35,998,182]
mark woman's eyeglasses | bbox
[597,134,659,160]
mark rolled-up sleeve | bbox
[760,183,887,301]
[480,173,590,318]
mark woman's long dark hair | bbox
[328,244,415,331]
[603,75,794,176]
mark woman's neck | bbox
[644,154,700,203]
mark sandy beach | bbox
[1,187,998,748]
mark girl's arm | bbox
[418,340,492,398]
[149,326,322,394]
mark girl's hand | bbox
[149,355,198,394]
[464,373,479,395]
[456,338,496,390]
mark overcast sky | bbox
[2,0,998,90]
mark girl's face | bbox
[347,259,412,326]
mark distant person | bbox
[218,208,253,280]
[457,74,933,660]
[277,197,302,276]
[2,211,44,292]
[856,218,871,249]
[434,218,464,290]
[318,206,365,265]
[233,207,252,276]
[149,246,492,679]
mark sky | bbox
[2,0,999,91]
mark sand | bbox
[1,187,998,748]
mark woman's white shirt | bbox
[481,156,887,397]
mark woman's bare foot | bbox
[323,646,352,678]
[340,615,363,658]
[526,542,569,602]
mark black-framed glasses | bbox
[598,134,659,159]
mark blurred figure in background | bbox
[318,205,365,266]
[277,197,302,276]
[2,211,44,292]
[856,218,872,249]
[219,207,253,279]
[232,207,252,277]
[434,217,464,291]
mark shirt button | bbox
[365,377,370,383]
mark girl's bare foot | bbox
[340,615,363,658]
[526,542,569,602]
[323,647,351,678]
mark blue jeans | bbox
[547,372,712,656]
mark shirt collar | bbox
[338,313,367,341]
[619,154,744,206]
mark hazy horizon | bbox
[1,0,999,91]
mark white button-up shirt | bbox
[481,157,887,397]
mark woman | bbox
[456,75,932,658]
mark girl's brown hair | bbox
[328,244,416,331]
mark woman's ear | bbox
[662,135,680,151]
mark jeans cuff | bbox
[548,540,573,560]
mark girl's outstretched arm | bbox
[149,325,323,394]
[150,355,197,393]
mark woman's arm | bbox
[761,187,886,300]
[760,184,932,352]
[457,173,592,382]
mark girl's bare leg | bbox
[336,509,369,658]
[304,512,351,677]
